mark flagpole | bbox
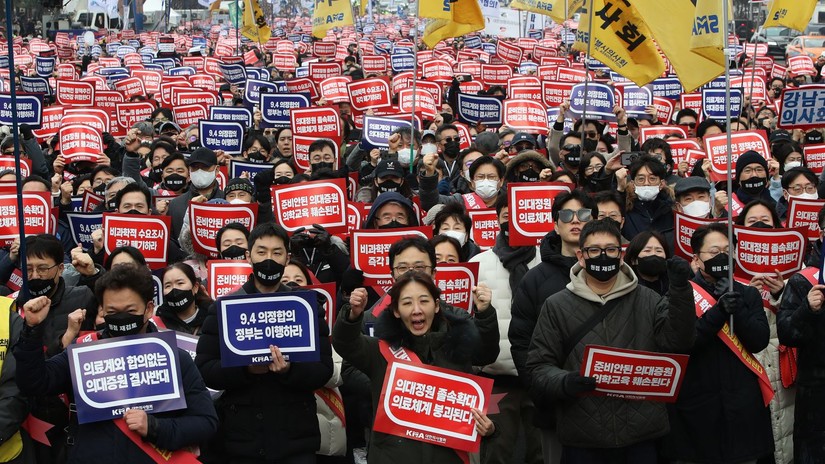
[235,0,240,56]
[579,0,594,152]
[723,0,735,332]
[4,2,28,299]
[409,5,418,173]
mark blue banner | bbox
[390,53,416,72]
[295,66,309,78]
[104,73,130,85]
[481,43,497,55]
[245,67,272,82]
[0,55,9,69]
[244,78,281,107]
[456,93,503,126]
[375,41,392,55]
[362,116,412,149]
[96,67,129,76]
[35,57,56,78]
[209,106,253,128]
[217,291,320,367]
[19,77,50,96]
[260,93,310,128]
[229,159,273,179]
[141,53,155,64]
[392,46,412,54]
[128,39,142,48]
[152,58,177,71]
[702,87,743,120]
[569,83,616,121]
[168,66,196,76]
[199,120,245,154]
[0,94,42,127]
[518,62,538,75]
[66,212,103,250]
[106,42,121,55]
[288,34,301,42]
[116,46,137,59]
[70,196,83,213]
[701,76,728,91]
[143,63,165,72]
[193,37,207,49]
[621,85,653,119]
[650,77,684,100]
[220,62,247,85]
[464,36,482,49]
[67,331,186,424]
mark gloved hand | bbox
[341,269,365,295]
[666,256,692,286]
[19,123,33,140]
[713,277,731,299]
[309,224,331,248]
[562,372,598,397]
[718,291,742,315]
[290,227,313,249]
[101,132,117,149]
[253,169,274,204]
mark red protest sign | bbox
[189,74,216,91]
[788,55,817,77]
[304,282,337,334]
[730,75,767,103]
[309,62,342,83]
[113,77,146,98]
[680,93,703,120]
[189,202,258,258]
[271,178,347,234]
[313,41,336,57]
[59,124,102,164]
[421,59,454,83]
[347,78,392,111]
[63,108,110,134]
[346,202,365,235]
[32,105,64,139]
[787,198,825,242]
[82,190,104,212]
[734,226,806,280]
[0,157,30,177]
[639,125,688,143]
[496,40,523,65]
[0,191,52,246]
[542,81,574,107]
[435,262,479,314]
[286,78,318,100]
[508,85,541,101]
[174,104,208,128]
[351,227,432,286]
[416,81,443,105]
[116,101,155,129]
[508,183,571,246]
[667,139,703,167]
[320,76,352,104]
[95,90,125,114]
[557,67,589,82]
[503,99,549,134]
[103,213,171,270]
[56,80,95,106]
[173,89,218,107]
[469,209,499,250]
[480,65,512,87]
[652,97,675,124]
[581,345,689,403]
[673,211,725,260]
[207,259,251,300]
[804,143,825,175]
[373,360,493,453]
[290,107,341,170]
[704,131,770,182]
[398,89,437,119]
[362,55,388,74]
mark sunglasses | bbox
[683,122,697,128]
[557,208,592,223]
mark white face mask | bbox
[635,185,660,202]
[784,161,802,171]
[463,169,471,181]
[474,179,499,200]
[229,198,248,204]
[441,230,467,246]
[682,200,711,218]
[190,169,216,189]
[398,150,416,167]
[791,192,819,201]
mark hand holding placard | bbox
[23,296,52,327]
[562,372,597,398]
[123,409,149,437]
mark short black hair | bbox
[105,246,147,270]
[432,203,472,236]
[25,234,63,265]
[72,173,92,194]
[735,199,782,228]
[436,124,459,140]
[243,133,272,153]
[629,154,668,180]
[579,218,623,249]
[675,108,698,123]
[159,152,186,171]
[308,138,336,156]
[780,167,818,190]
[150,139,175,156]
[216,222,250,250]
[495,193,509,217]
[248,223,290,253]
[22,175,51,192]
[388,237,436,271]
[593,191,626,217]
[624,230,671,265]
[115,182,152,210]
[95,263,154,305]
[552,190,597,222]
[429,235,465,262]
[560,131,582,148]
[468,156,505,180]
[90,165,119,183]
[696,119,725,139]
[640,138,673,167]
[690,222,729,254]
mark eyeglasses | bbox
[582,246,622,259]
[584,131,598,139]
[597,211,622,221]
[442,136,459,143]
[153,117,169,123]
[557,208,593,223]
[787,184,817,195]
[584,163,604,174]
[771,86,784,91]
[393,264,433,274]
[699,247,730,257]
[741,166,766,176]
[473,174,499,182]
[27,263,59,277]
[682,122,697,129]
[633,175,661,186]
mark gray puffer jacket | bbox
[526,262,695,448]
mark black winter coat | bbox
[195,278,334,462]
[663,276,773,463]
[777,268,825,462]
[155,299,210,335]
[621,191,675,250]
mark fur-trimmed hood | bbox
[374,301,480,365]
[505,149,555,181]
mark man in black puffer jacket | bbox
[509,190,596,464]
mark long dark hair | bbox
[387,271,442,320]
[161,262,213,308]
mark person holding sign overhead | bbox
[13,264,218,463]
[195,223,334,464]
[333,271,500,464]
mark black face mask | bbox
[28,277,56,297]
[312,162,334,172]
[499,221,509,238]
[584,254,621,282]
[252,259,285,286]
[564,152,581,168]
[248,151,268,163]
[148,166,163,183]
[95,322,106,331]
[702,253,730,279]
[750,221,773,229]
[164,288,195,313]
[274,176,292,185]
[377,180,401,193]
[125,209,143,215]
[741,176,766,195]
[636,255,667,277]
[163,173,187,191]
[220,245,247,260]
[104,311,146,337]
[519,168,540,183]
[444,141,460,158]
[188,140,202,150]
[587,168,612,191]
[92,183,107,196]
[284,281,301,288]
[378,220,406,229]
[106,199,117,211]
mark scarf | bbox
[492,232,535,292]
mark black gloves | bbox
[562,373,597,398]
[341,269,364,295]
[718,291,742,315]
[713,277,731,299]
[290,224,331,252]
[666,256,692,286]
[19,123,33,141]
[309,224,331,248]
[252,169,274,204]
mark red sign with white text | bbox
[804,144,825,175]
[103,214,171,270]
[347,78,392,111]
[56,80,95,106]
[788,55,817,77]
[503,99,549,134]
[272,179,348,234]
[0,191,52,245]
[398,89,437,119]
[435,262,479,314]
[116,102,155,129]
[351,227,432,286]
[639,125,689,143]
[207,259,251,300]
[787,198,825,242]
[542,81,575,107]
[673,211,725,260]
[734,226,806,280]
[189,202,258,258]
[508,183,571,246]
[319,76,352,104]
[469,209,499,250]
[704,131,770,182]
[481,65,512,86]
[59,124,102,164]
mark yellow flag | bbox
[690,0,732,65]
[420,0,453,21]
[359,0,367,18]
[241,0,271,43]
[764,0,817,32]
[208,0,222,12]
[572,0,665,87]
[634,0,725,92]
[312,0,355,39]
[422,0,485,48]
[509,0,583,25]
